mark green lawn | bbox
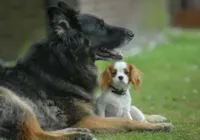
[95,30,200,140]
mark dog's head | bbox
[100,61,141,90]
[47,2,134,61]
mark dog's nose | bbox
[118,76,123,80]
[125,30,134,38]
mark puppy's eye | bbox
[111,72,116,76]
[125,71,129,75]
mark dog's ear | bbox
[57,2,79,18]
[100,64,113,90]
[47,6,89,49]
[128,64,141,90]
[47,7,69,36]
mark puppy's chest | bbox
[106,92,131,106]
[104,91,131,116]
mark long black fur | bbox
[0,1,134,139]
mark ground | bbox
[96,30,200,140]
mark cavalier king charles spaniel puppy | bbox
[95,61,147,122]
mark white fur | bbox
[96,61,146,122]
[130,106,146,122]
[112,61,129,87]
[96,88,132,119]
[145,114,167,123]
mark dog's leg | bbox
[145,114,168,123]
[74,116,173,133]
[0,87,96,140]
[95,101,106,117]
[130,106,146,122]
[122,110,133,120]
[20,112,96,140]
[130,105,167,123]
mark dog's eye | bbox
[98,21,104,30]
[111,72,116,76]
[125,71,129,75]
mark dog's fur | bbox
[0,2,173,140]
[96,61,146,122]
[96,61,168,124]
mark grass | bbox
[95,30,200,140]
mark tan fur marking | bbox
[74,116,168,133]
[0,87,90,140]
[18,109,91,140]
[128,64,142,90]
[100,64,114,90]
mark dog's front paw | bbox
[72,133,97,140]
[146,115,168,123]
[155,123,174,132]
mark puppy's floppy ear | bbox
[128,64,141,90]
[47,7,69,36]
[100,64,113,90]
[57,2,79,18]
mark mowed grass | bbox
[95,30,200,140]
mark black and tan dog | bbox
[0,2,173,140]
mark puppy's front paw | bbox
[146,115,167,123]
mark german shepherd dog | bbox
[0,2,173,140]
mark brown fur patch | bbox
[100,64,114,90]
[74,116,167,133]
[128,64,142,90]
[18,112,88,140]
[17,111,43,140]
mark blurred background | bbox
[0,0,200,60]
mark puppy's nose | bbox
[125,29,134,38]
[118,76,123,80]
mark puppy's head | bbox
[48,2,134,61]
[100,61,141,90]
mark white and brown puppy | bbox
[95,61,147,122]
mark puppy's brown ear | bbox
[129,64,141,90]
[100,64,113,90]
